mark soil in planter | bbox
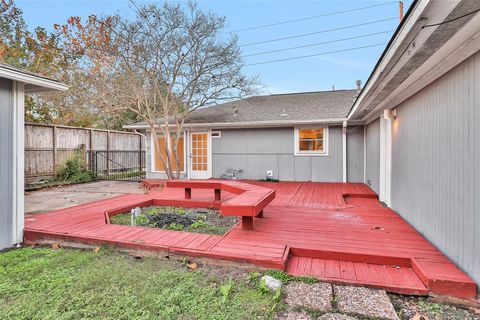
[110,206,239,235]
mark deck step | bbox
[207,238,289,269]
[286,256,428,296]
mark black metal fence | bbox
[90,150,146,181]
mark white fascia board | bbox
[347,0,432,121]
[124,118,347,130]
[0,67,69,93]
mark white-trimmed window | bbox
[211,130,221,138]
[294,126,328,155]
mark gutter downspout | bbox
[342,121,347,183]
[134,130,147,178]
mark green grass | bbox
[263,270,317,284]
[0,247,278,320]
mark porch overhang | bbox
[348,0,480,124]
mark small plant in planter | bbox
[189,220,209,230]
[136,215,150,226]
[175,207,187,215]
[166,222,185,231]
[147,207,159,216]
[110,205,239,235]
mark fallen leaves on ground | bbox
[412,312,429,320]
[187,262,198,271]
[470,307,480,315]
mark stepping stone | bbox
[318,313,357,320]
[284,281,332,311]
[275,309,312,320]
[334,285,399,320]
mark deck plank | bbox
[24,180,477,299]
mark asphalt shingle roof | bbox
[186,89,357,124]
[124,89,357,128]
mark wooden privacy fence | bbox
[25,123,145,184]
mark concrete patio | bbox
[25,181,144,214]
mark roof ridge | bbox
[266,88,356,96]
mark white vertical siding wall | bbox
[391,50,480,284]
[0,79,24,250]
[365,119,380,193]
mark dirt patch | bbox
[389,294,480,320]
[110,205,239,235]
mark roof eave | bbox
[347,0,428,121]
[123,118,348,130]
[0,67,69,93]
[348,0,479,123]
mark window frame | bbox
[211,130,221,138]
[294,125,329,156]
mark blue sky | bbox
[17,0,412,94]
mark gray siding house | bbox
[349,0,480,285]
[125,89,363,182]
[0,65,67,250]
[126,0,480,286]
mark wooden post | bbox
[52,126,57,178]
[241,217,254,230]
[106,131,110,175]
[185,188,192,199]
[139,133,143,173]
[214,188,221,201]
[80,144,87,169]
[89,129,94,171]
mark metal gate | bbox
[91,150,146,181]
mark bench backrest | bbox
[166,180,275,217]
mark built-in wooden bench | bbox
[166,180,275,230]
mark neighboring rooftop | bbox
[125,89,357,128]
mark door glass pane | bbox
[192,133,208,172]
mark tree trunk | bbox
[151,125,172,180]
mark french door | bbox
[189,131,211,179]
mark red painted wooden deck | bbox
[24,181,476,300]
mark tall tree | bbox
[0,0,141,128]
[91,2,256,179]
